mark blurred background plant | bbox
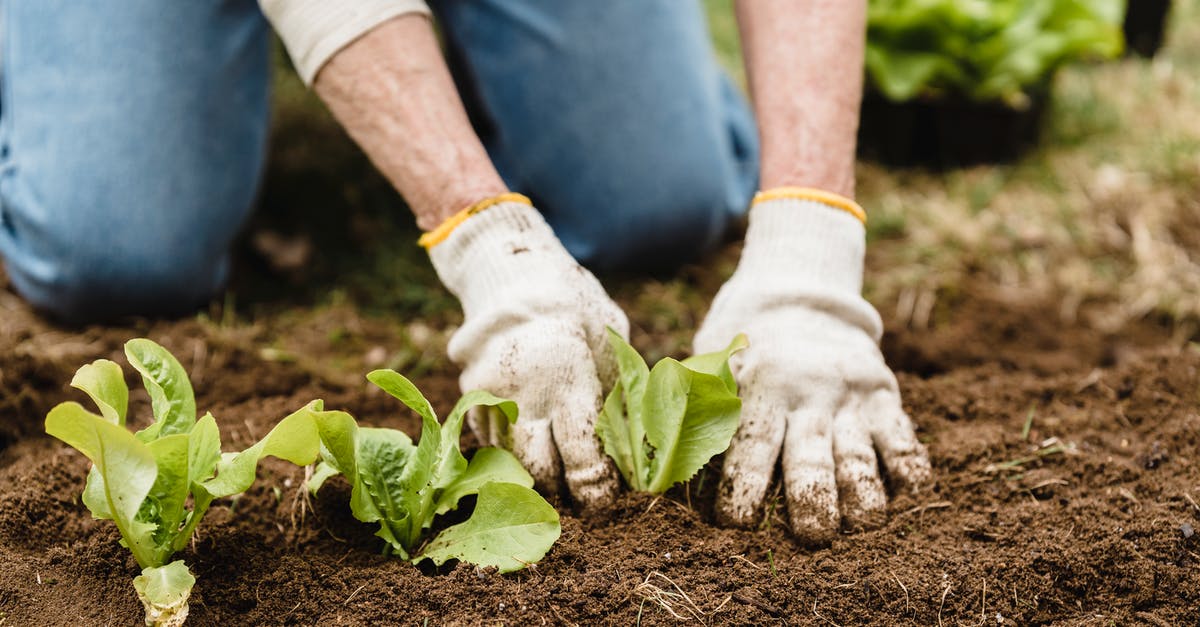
[865,0,1125,106]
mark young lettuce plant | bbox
[45,339,321,627]
[302,370,560,573]
[596,329,748,493]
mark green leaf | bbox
[171,486,216,555]
[608,327,649,408]
[438,390,518,491]
[144,433,191,554]
[310,404,359,480]
[434,448,533,516]
[355,428,419,556]
[680,333,748,394]
[70,359,128,425]
[421,482,561,573]
[365,370,446,548]
[81,466,111,520]
[599,329,651,488]
[643,360,742,493]
[308,461,341,495]
[187,413,221,487]
[596,381,638,488]
[125,339,196,439]
[401,412,441,541]
[366,369,437,424]
[307,407,402,551]
[201,401,323,498]
[133,560,194,627]
[45,402,159,568]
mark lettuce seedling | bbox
[596,330,747,493]
[302,370,560,573]
[45,339,320,626]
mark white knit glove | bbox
[694,192,931,544]
[427,198,626,509]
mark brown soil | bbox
[1,285,1198,626]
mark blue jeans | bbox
[0,0,758,323]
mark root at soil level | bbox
[0,292,1197,625]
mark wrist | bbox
[427,201,575,315]
[419,192,533,249]
[737,195,867,295]
[752,187,865,225]
[758,161,857,200]
[414,179,510,232]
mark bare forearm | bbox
[313,14,507,230]
[735,0,865,198]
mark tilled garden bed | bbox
[0,292,1196,625]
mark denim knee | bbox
[10,255,231,326]
[0,0,270,323]
[1,173,241,324]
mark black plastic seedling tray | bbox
[857,86,1048,169]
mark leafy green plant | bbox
[45,339,318,626]
[866,0,1125,104]
[302,370,560,573]
[596,330,747,493]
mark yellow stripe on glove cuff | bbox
[752,187,867,225]
[418,192,533,249]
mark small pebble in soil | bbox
[1182,523,1195,539]
[1138,441,1168,469]
[364,345,388,367]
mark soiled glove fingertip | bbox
[714,470,776,529]
[840,508,888,534]
[791,525,839,549]
[519,446,564,499]
[575,485,620,518]
[714,508,757,529]
[886,451,934,495]
[566,462,621,514]
[789,504,839,548]
[786,491,840,547]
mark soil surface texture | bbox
[0,287,1198,626]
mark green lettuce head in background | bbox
[866,0,1126,106]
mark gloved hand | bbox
[425,194,626,509]
[693,189,930,544]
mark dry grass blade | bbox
[1026,478,1070,491]
[634,572,728,624]
[901,501,953,516]
[936,575,953,627]
[727,554,762,570]
[1184,491,1200,513]
[288,465,314,532]
[343,583,367,606]
[888,569,911,614]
